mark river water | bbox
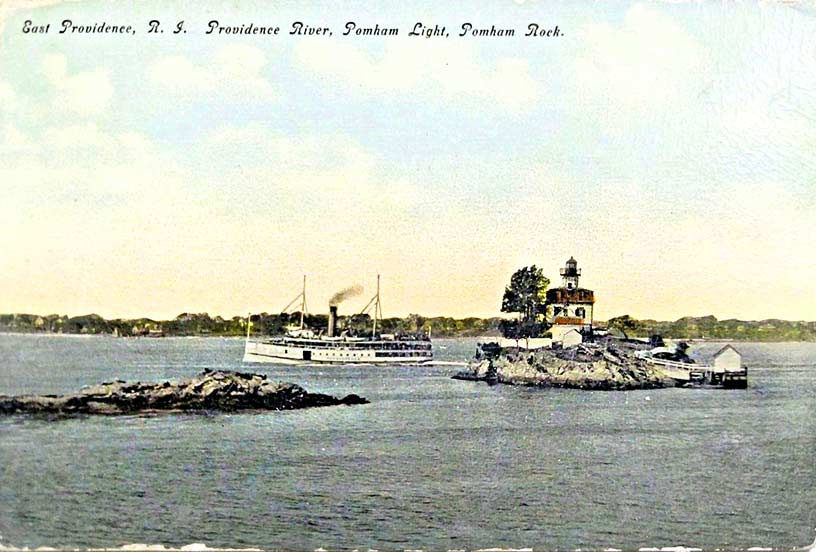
[0,335,813,550]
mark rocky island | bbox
[454,338,672,390]
[0,369,369,415]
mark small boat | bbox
[243,276,433,365]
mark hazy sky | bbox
[1,1,814,321]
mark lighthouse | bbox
[546,257,595,344]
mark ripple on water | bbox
[0,337,814,549]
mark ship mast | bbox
[300,275,307,330]
[280,275,308,330]
[358,274,384,338]
[372,274,382,338]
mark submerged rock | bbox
[453,338,672,391]
[0,369,369,415]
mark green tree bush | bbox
[500,265,550,339]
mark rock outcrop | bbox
[454,338,671,390]
[0,369,369,415]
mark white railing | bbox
[645,357,746,374]
[645,357,710,371]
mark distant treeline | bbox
[0,312,503,338]
[607,315,816,342]
[2,312,815,341]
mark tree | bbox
[499,318,520,340]
[406,313,426,333]
[607,315,639,340]
[500,265,550,339]
[499,317,544,341]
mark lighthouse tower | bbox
[560,256,581,290]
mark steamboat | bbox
[242,276,433,365]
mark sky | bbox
[0,0,815,321]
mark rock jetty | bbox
[454,338,671,390]
[0,369,369,415]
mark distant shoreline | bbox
[1,312,815,342]
[1,331,815,344]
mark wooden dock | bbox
[645,345,748,389]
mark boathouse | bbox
[713,344,742,372]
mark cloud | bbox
[571,4,705,111]
[708,99,816,183]
[42,122,155,163]
[146,56,210,90]
[0,122,36,155]
[294,40,539,111]
[1,121,178,202]
[204,123,373,174]
[147,44,276,101]
[0,120,183,233]
[41,53,114,116]
[198,124,392,215]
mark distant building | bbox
[713,345,742,372]
[546,257,595,343]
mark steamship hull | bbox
[243,337,433,365]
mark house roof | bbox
[714,344,741,358]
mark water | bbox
[0,335,814,550]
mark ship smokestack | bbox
[327,284,362,338]
[328,305,338,337]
